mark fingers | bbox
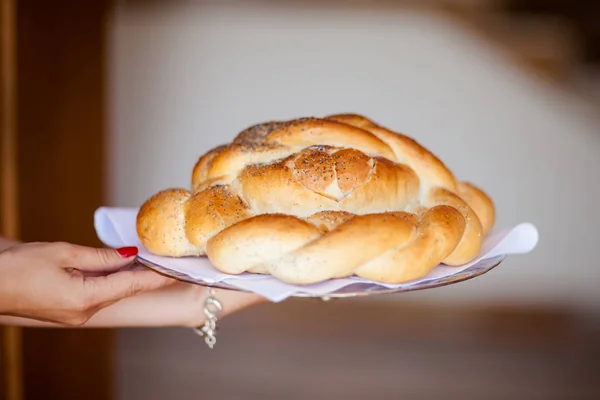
[11,241,261,328]
[62,243,139,272]
[84,269,176,307]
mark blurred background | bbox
[1,0,599,399]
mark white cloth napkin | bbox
[94,207,539,302]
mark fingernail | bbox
[117,246,138,258]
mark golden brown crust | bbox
[269,118,396,160]
[427,187,483,265]
[338,157,419,214]
[332,148,372,194]
[304,211,355,233]
[136,113,496,284]
[326,114,458,192]
[206,214,321,275]
[292,147,338,197]
[191,145,227,192]
[355,206,465,282]
[256,213,418,284]
[184,185,250,251]
[136,189,200,256]
[237,156,339,217]
[457,182,496,236]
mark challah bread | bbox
[136,114,495,284]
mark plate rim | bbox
[134,255,505,300]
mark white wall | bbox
[107,1,600,310]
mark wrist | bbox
[180,284,208,328]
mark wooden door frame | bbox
[2,1,116,399]
[1,0,23,398]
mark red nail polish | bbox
[117,246,138,258]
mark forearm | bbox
[0,237,19,252]
[0,315,58,327]
[0,283,195,328]
[85,282,204,327]
[0,283,264,328]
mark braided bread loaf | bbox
[136,114,495,285]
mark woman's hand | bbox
[0,241,175,326]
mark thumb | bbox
[67,244,139,272]
[86,269,175,306]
